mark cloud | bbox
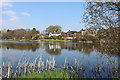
[1,10,19,29]
[0,20,2,24]
[2,10,16,15]
[2,10,19,21]
[2,19,21,29]
[1,3,30,29]
[0,2,13,7]
[0,20,2,28]
[21,12,31,16]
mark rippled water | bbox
[0,40,119,78]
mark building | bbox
[67,30,77,37]
[49,32,61,37]
[61,32,67,38]
[60,30,78,40]
[78,29,96,37]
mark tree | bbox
[45,25,62,33]
[83,2,120,30]
[2,29,40,40]
[13,29,26,39]
[24,29,40,39]
[32,28,36,30]
[82,2,120,43]
[2,30,14,39]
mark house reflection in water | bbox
[44,42,62,55]
[48,42,61,50]
[1,41,119,57]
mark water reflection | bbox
[60,43,95,54]
[1,42,40,52]
[1,40,119,78]
[1,41,119,57]
[97,43,119,57]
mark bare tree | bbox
[83,2,120,30]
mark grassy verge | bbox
[40,39,71,42]
[1,39,71,42]
[19,69,77,78]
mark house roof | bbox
[50,32,61,34]
[67,30,77,34]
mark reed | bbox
[2,53,119,78]
[0,66,2,80]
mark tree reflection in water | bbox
[1,41,119,57]
[1,42,40,52]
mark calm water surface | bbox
[1,40,119,78]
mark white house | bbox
[49,32,61,37]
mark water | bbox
[0,40,119,78]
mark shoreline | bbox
[1,39,118,44]
[0,39,101,44]
[1,39,96,43]
[0,39,72,42]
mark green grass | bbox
[19,69,77,78]
[1,39,71,42]
[40,39,70,42]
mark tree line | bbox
[1,28,40,40]
[1,2,119,42]
[0,25,62,40]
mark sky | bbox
[1,2,87,32]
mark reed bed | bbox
[2,53,119,78]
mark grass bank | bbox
[1,39,71,42]
[19,69,77,78]
[40,39,71,42]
